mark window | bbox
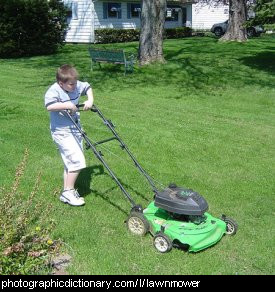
[165,5,180,22]
[103,2,121,19]
[128,3,141,18]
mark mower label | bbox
[154,219,166,225]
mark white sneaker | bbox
[60,189,85,206]
[73,189,85,203]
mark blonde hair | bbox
[56,64,79,82]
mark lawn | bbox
[0,35,274,275]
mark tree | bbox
[249,0,275,28]
[138,0,167,65]
[0,0,67,58]
[220,0,248,42]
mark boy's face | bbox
[59,79,77,92]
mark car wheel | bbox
[214,27,223,37]
[126,211,149,236]
[153,233,173,253]
[247,27,256,37]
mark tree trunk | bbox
[220,0,247,42]
[138,0,166,65]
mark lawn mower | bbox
[66,104,238,253]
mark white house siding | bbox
[94,1,192,30]
[65,0,94,43]
[192,2,228,30]
[65,0,193,43]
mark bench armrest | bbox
[126,54,136,63]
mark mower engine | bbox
[154,184,209,217]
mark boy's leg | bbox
[52,131,86,205]
[61,169,85,206]
[63,169,68,190]
[64,169,81,190]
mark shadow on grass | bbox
[3,36,275,96]
[76,164,104,196]
[239,51,275,75]
[92,183,151,215]
[76,164,151,215]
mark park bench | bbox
[88,48,135,74]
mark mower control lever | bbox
[77,104,98,112]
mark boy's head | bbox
[56,64,79,92]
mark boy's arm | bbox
[45,87,77,112]
[47,101,77,112]
[83,87,94,111]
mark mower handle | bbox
[77,103,97,112]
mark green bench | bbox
[88,48,135,74]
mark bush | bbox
[0,149,62,275]
[0,0,68,58]
[95,27,192,44]
[164,27,192,39]
[95,28,140,44]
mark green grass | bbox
[0,35,275,275]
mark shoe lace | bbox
[63,189,81,199]
[73,189,81,198]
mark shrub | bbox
[95,27,192,44]
[164,27,192,39]
[95,28,140,44]
[0,0,68,58]
[0,149,62,275]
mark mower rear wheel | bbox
[223,217,238,235]
[126,212,149,236]
[153,233,173,253]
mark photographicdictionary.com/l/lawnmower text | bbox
[1,278,201,290]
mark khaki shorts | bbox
[51,130,86,172]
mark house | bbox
[192,2,228,30]
[63,0,228,43]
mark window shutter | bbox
[118,3,122,19]
[103,2,108,19]
[127,3,131,19]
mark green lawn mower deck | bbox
[127,185,238,253]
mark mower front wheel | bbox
[126,212,149,236]
[153,233,173,253]
[223,217,238,235]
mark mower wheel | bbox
[126,212,149,236]
[223,217,238,235]
[153,233,173,253]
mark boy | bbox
[45,64,94,206]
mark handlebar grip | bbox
[77,104,98,112]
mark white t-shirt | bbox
[45,81,91,132]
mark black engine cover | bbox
[154,185,209,216]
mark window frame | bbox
[107,2,122,19]
[165,5,180,22]
[129,3,141,19]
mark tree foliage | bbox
[0,0,68,58]
[249,0,275,28]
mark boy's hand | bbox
[68,102,78,113]
[83,100,93,111]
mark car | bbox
[210,20,265,37]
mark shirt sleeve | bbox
[45,86,59,108]
[78,81,91,96]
